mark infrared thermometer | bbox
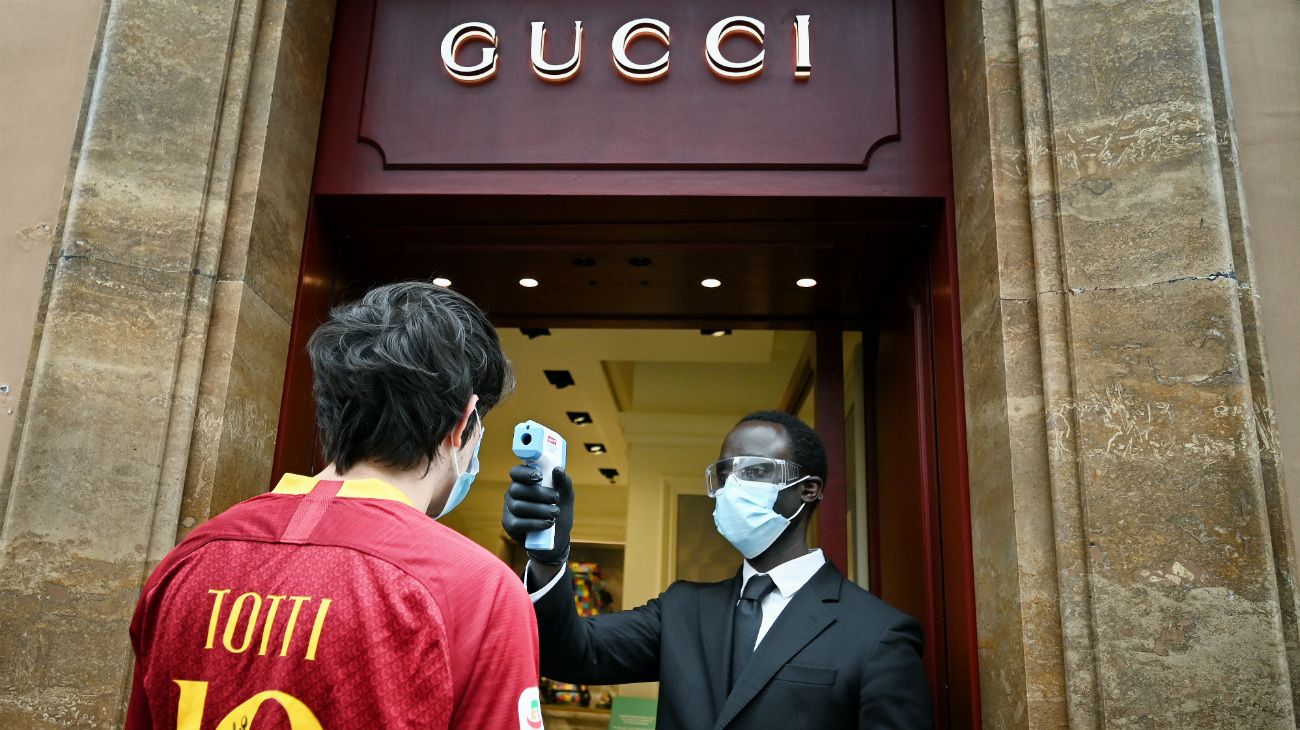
[512,420,568,551]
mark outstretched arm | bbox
[505,465,663,685]
[531,565,664,685]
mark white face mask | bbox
[711,474,808,559]
[436,411,482,519]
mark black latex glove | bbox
[502,464,574,566]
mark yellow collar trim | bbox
[273,473,416,508]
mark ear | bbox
[799,476,824,503]
[446,394,480,449]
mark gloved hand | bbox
[502,464,574,566]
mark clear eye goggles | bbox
[705,456,807,497]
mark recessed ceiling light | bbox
[573,256,597,267]
[519,327,551,339]
[544,370,576,389]
[584,443,606,454]
[519,278,540,288]
[567,411,593,425]
[599,467,620,482]
[629,256,653,267]
[796,278,818,288]
[700,328,732,337]
[701,278,722,288]
[432,277,452,287]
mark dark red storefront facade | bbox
[273,1,980,725]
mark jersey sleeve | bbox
[446,568,543,730]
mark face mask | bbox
[437,414,482,519]
[712,473,808,559]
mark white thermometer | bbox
[512,420,568,551]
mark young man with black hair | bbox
[503,411,931,729]
[127,282,546,729]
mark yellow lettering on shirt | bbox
[222,592,263,653]
[174,680,322,730]
[280,595,313,658]
[305,598,331,661]
[201,588,332,661]
[259,595,287,656]
[204,589,231,650]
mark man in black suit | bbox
[502,411,932,729]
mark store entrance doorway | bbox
[271,193,977,727]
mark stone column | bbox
[0,0,332,725]
[949,0,1300,727]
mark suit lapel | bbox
[700,571,743,717]
[712,563,843,730]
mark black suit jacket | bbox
[533,561,931,729]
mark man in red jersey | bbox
[127,282,544,729]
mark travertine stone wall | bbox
[0,0,332,725]
[949,0,1299,727]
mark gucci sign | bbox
[359,0,896,168]
[441,15,814,84]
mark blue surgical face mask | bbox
[712,473,808,559]
[437,413,482,519]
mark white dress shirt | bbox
[528,548,827,650]
[528,561,569,603]
[740,548,826,647]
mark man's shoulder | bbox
[660,573,739,602]
[372,515,525,598]
[142,493,288,586]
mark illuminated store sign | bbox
[440,16,814,84]
[359,1,896,168]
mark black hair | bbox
[307,281,513,473]
[736,410,828,482]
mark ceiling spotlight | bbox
[599,467,620,483]
[701,278,722,288]
[573,256,597,267]
[796,278,818,288]
[520,327,551,339]
[519,277,540,288]
[432,277,452,287]
[700,328,732,337]
[544,370,576,389]
[628,256,653,267]
[567,411,593,426]
[584,443,606,454]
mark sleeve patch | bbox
[518,686,544,729]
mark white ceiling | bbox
[477,328,812,488]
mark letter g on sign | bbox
[442,22,499,83]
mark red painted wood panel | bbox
[271,205,337,480]
[815,326,848,570]
[931,202,982,730]
[312,0,950,198]
[870,265,948,728]
[360,0,896,168]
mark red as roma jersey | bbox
[126,474,545,730]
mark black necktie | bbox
[730,574,777,690]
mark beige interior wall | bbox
[1221,4,1300,552]
[0,1,105,475]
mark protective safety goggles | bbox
[705,456,808,497]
